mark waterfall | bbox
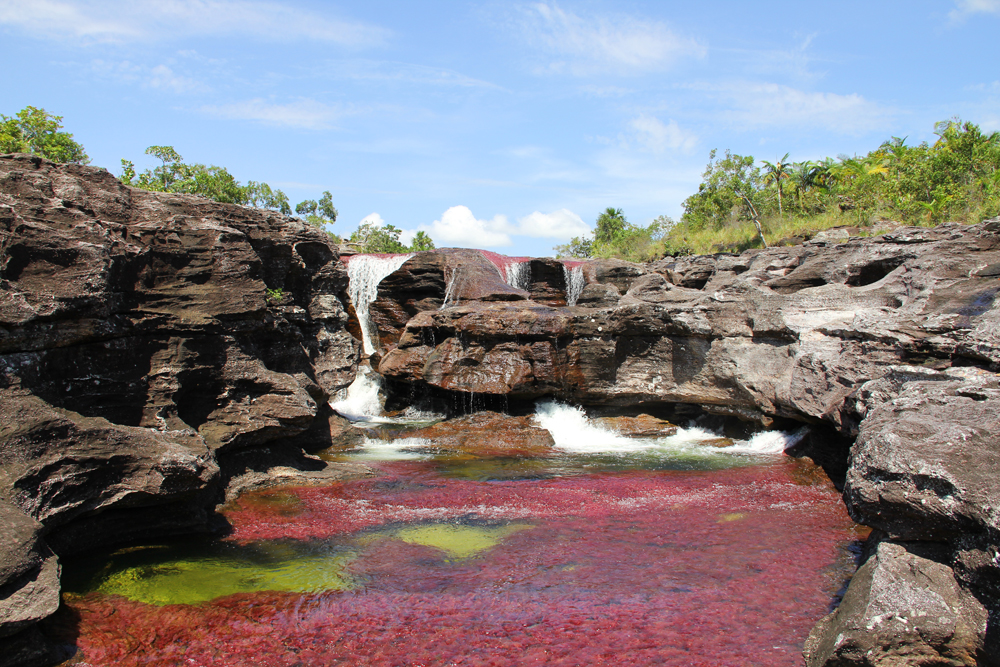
[562,264,585,306]
[440,267,460,309]
[504,261,531,291]
[330,364,385,421]
[345,254,413,355]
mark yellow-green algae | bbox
[390,523,532,559]
[83,542,357,606]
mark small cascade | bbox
[478,250,533,290]
[343,253,413,355]
[504,261,531,291]
[440,267,461,309]
[562,263,585,306]
[329,364,385,421]
[728,426,809,454]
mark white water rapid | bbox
[329,365,385,421]
[345,254,413,355]
[562,264,585,306]
[532,401,807,457]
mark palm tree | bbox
[790,161,820,207]
[761,153,791,217]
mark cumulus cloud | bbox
[628,115,698,154]
[200,98,348,129]
[417,206,513,247]
[0,0,389,46]
[513,209,590,238]
[412,206,590,249]
[516,2,705,75]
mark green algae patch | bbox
[68,540,358,606]
[392,523,533,559]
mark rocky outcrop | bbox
[805,539,989,666]
[0,154,371,656]
[368,220,1000,664]
[4,152,1000,664]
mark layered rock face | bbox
[0,155,366,662]
[368,221,1000,665]
[3,152,1000,665]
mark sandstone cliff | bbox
[2,153,999,665]
[0,154,367,664]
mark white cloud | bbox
[0,0,389,46]
[628,115,698,154]
[950,0,1000,19]
[417,206,513,247]
[200,98,347,130]
[411,206,590,249]
[693,82,893,135]
[513,209,590,238]
[516,2,705,75]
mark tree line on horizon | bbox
[6,106,999,261]
[0,106,434,254]
[558,118,1000,260]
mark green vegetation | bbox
[121,145,294,214]
[556,207,670,262]
[295,190,338,230]
[0,106,89,164]
[347,219,437,253]
[73,541,357,606]
[264,287,285,304]
[557,118,1000,260]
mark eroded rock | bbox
[805,541,988,666]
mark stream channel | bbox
[50,400,863,666]
[47,254,864,665]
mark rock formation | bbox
[0,154,369,664]
[2,152,999,665]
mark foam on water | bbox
[330,365,384,421]
[351,437,434,461]
[533,400,800,458]
[532,401,635,453]
[726,426,810,454]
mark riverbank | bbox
[1,154,998,665]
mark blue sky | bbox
[2,1,999,256]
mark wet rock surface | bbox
[0,155,369,660]
[3,154,1000,664]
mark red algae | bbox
[53,459,862,666]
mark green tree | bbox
[121,146,292,213]
[409,230,436,251]
[681,149,764,231]
[0,106,89,164]
[761,153,791,217]
[594,207,627,244]
[295,190,338,228]
[553,235,594,259]
[350,220,408,253]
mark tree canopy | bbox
[0,106,89,164]
[121,146,292,214]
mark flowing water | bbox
[561,263,585,306]
[343,254,413,355]
[51,403,863,667]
